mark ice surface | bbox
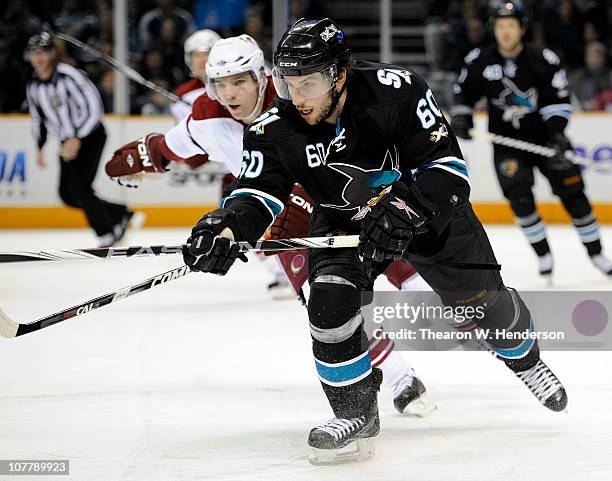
[0,226,611,480]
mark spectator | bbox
[138,0,194,46]
[140,79,172,115]
[139,46,176,86]
[1,0,42,71]
[98,68,114,113]
[133,46,182,112]
[159,17,186,80]
[244,5,271,62]
[545,0,584,69]
[0,38,26,112]
[594,89,612,111]
[446,17,486,72]
[53,0,100,64]
[570,41,612,110]
[193,0,249,34]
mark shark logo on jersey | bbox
[321,146,401,212]
[491,77,538,129]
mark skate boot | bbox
[308,404,379,465]
[590,253,612,276]
[393,376,437,417]
[538,253,553,283]
[515,359,568,412]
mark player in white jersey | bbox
[170,29,291,296]
[105,34,435,416]
[170,29,221,123]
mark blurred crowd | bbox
[0,0,610,114]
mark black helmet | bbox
[490,1,527,26]
[273,18,350,76]
[24,31,55,60]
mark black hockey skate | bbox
[393,377,437,417]
[307,408,380,466]
[515,359,568,412]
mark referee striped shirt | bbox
[26,62,103,148]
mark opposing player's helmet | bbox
[205,35,267,121]
[490,1,527,27]
[183,29,221,75]
[24,31,55,61]
[272,18,351,103]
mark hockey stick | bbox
[0,235,361,264]
[51,30,190,107]
[0,234,501,337]
[468,129,611,171]
[0,265,190,338]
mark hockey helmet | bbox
[204,35,267,121]
[24,31,55,61]
[184,29,221,75]
[490,2,527,27]
[272,18,351,101]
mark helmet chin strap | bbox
[322,74,348,122]
[243,75,268,125]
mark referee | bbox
[25,32,134,247]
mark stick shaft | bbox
[53,31,188,106]
[0,265,190,338]
[0,236,361,264]
[468,129,610,170]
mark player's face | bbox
[213,72,259,121]
[284,72,338,125]
[494,18,524,51]
[30,49,55,78]
[191,50,209,80]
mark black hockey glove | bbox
[183,208,247,275]
[358,182,439,263]
[546,132,574,170]
[450,114,473,140]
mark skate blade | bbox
[404,393,437,418]
[308,438,375,466]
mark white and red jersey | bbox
[170,78,207,123]
[161,77,276,176]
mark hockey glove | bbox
[450,113,473,140]
[546,132,574,171]
[105,133,169,187]
[359,182,439,263]
[183,208,248,275]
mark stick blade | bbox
[0,307,19,338]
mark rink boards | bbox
[1,112,611,227]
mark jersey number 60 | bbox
[241,150,264,178]
[417,89,443,129]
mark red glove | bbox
[105,133,169,187]
[269,184,313,240]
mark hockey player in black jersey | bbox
[451,1,612,279]
[182,18,568,464]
